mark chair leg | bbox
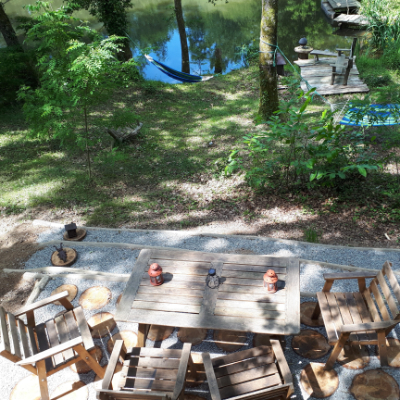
[311,303,321,320]
[324,333,350,370]
[37,360,50,400]
[331,67,336,85]
[377,330,388,367]
[74,345,105,378]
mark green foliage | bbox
[226,88,382,188]
[303,226,319,243]
[18,1,139,179]
[0,46,37,106]
[69,0,132,59]
[361,0,400,49]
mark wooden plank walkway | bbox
[294,57,369,96]
[327,0,360,11]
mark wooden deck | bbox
[321,0,369,28]
[294,57,369,96]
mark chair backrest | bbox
[0,306,38,374]
[365,262,400,324]
[204,345,290,400]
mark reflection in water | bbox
[2,0,352,82]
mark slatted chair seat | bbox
[0,291,104,400]
[312,261,400,369]
[202,341,293,400]
[97,341,195,400]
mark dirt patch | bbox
[0,222,49,312]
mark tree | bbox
[259,0,279,119]
[70,0,133,61]
[174,0,190,73]
[18,1,138,179]
[0,0,21,48]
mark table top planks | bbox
[115,249,300,335]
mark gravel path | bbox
[1,224,400,400]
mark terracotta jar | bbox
[263,269,278,293]
[148,263,164,286]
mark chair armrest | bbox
[14,291,74,318]
[323,272,378,281]
[336,48,351,52]
[102,340,127,390]
[17,336,83,365]
[340,320,398,334]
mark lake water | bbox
[3,0,351,83]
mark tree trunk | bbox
[120,38,132,61]
[174,0,190,73]
[214,47,222,73]
[0,2,21,48]
[259,0,279,119]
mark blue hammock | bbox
[340,104,400,126]
[145,55,213,83]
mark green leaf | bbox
[310,173,317,181]
[357,166,367,177]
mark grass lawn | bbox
[1,58,400,247]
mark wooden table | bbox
[116,249,300,345]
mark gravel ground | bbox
[1,225,400,400]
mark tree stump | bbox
[377,338,400,367]
[94,363,123,390]
[51,248,77,266]
[300,302,324,327]
[214,330,247,352]
[178,328,208,345]
[63,228,87,241]
[10,375,41,400]
[50,380,88,400]
[253,333,286,348]
[70,345,102,373]
[88,312,116,338]
[106,123,143,144]
[337,343,370,369]
[300,363,339,398]
[107,330,138,354]
[51,284,78,306]
[292,329,331,359]
[350,369,400,400]
[79,286,112,310]
[147,325,175,342]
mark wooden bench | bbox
[310,50,338,61]
[202,341,293,400]
[312,261,400,369]
[0,291,105,400]
[97,341,196,400]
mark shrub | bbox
[226,88,382,189]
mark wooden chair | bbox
[331,37,357,85]
[97,340,196,400]
[0,291,105,400]
[202,341,293,400]
[312,261,400,369]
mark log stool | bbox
[301,301,324,327]
[88,312,116,338]
[300,362,339,398]
[79,286,112,310]
[213,330,247,351]
[292,329,330,359]
[350,369,400,400]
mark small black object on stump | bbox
[63,222,87,241]
[51,245,78,266]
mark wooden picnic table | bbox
[115,249,300,345]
